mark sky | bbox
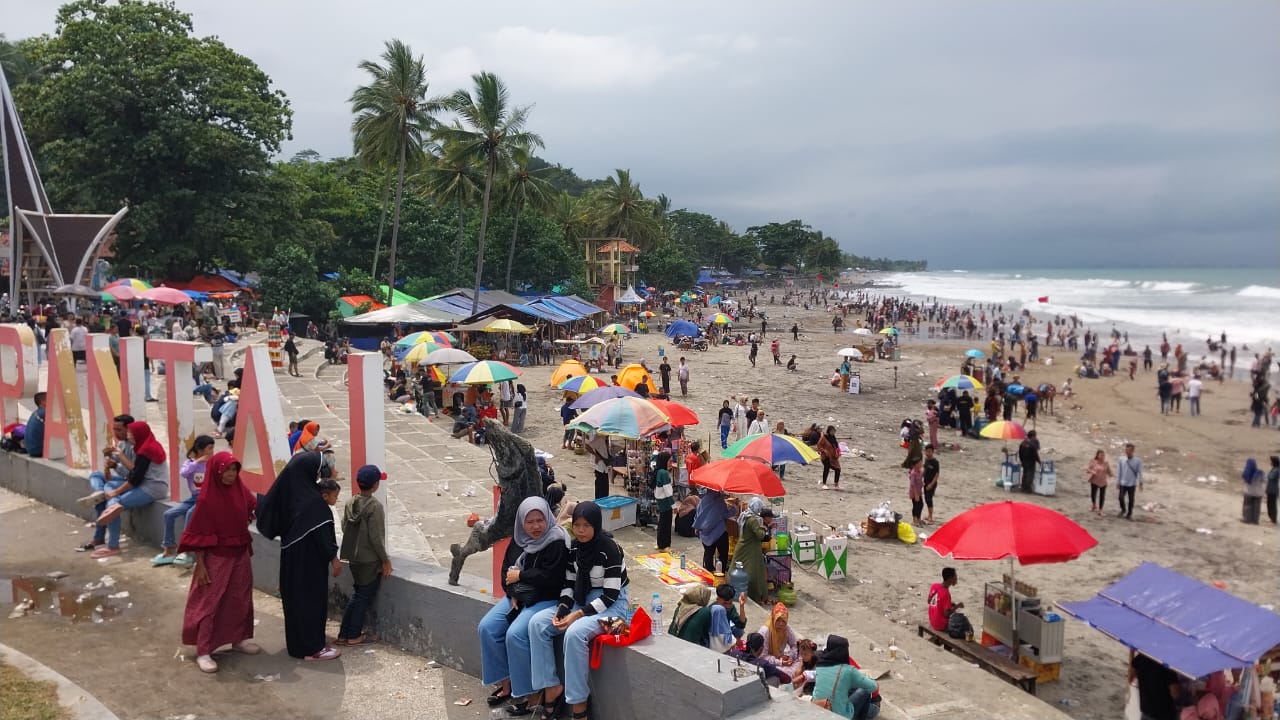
[8,1,1280,269]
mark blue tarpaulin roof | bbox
[1059,562,1280,678]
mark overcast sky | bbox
[9,1,1279,269]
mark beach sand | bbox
[508,290,1278,719]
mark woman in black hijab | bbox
[811,634,879,719]
[257,451,341,661]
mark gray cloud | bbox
[7,0,1278,268]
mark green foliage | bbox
[842,254,928,271]
[15,0,292,279]
[587,169,663,250]
[0,34,42,88]
[258,243,337,319]
[639,240,696,290]
[334,267,381,298]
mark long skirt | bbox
[183,549,255,656]
[280,541,330,658]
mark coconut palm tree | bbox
[436,71,543,315]
[418,141,482,278]
[591,169,662,250]
[350,39,443,305]
[500,153,554,291]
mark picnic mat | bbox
[633,552,717,586]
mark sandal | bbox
[304,646,341,662]
[172,554,195,567]
[487,686,513,706]
[346,633,378,646]
[196,654,218,673]
[232,641,262,655]
[151,553,176,566]
[506,700,534,717]
[572,712,589,720]
[533,693,565,720]
[76,541,100,553]
[90,547,121,559]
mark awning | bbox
[340,300,454,325]
[616,284,644,304]
[1059,562,1280,678]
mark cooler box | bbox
[596,495,638,532]
[1000,461,1020,489]
[1033,461,1056,497]
[792,530,818,563]
[818,536,847,580]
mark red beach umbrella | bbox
[924,500,1097,565]
[645,399,699,427]
[689,459,786,498]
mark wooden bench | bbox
[917,623,1038,694]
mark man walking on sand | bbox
[1116,443,1143,520]
[677,356,690,397]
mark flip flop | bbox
[151,553,176,566]
[172,554,195,567]
[304,647,341,662]
[346,633,378,646]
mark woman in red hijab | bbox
[92,420,170,558]
[179,452,260,673]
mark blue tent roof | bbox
[1059,562,1280,678]
[665,319,700,338]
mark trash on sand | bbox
[1195,528,1213,535]
[453,698,472,706]
[9,598,34,618]
[253,673,281,683]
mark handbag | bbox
[589,607,652,669]
[812,665,844,710]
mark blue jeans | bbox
[720,425,730,448]
[339,573,382,640]
[161,492,198,549]
[478,598,559,694]
[193,383,216,403]
[1189,397,1200,416]
[852,688,880,719]
[529,588,630,705]
[103,485,164,548]
[144,368,155,400]
[88,471,126,544]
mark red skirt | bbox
[182,549,254,655]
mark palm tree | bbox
[436,72,543,315]
[500,153,554,291]
[418,141,482,279]
[591,169,662,250]
[350,39,443,305]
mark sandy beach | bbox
[503,287,1279,719]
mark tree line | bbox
[2,1,925,320]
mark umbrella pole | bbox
[1009,557,1018,645]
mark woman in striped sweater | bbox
[527,501,630,720]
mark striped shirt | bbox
[559,538,630,616]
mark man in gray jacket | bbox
[1116,443,1143,520]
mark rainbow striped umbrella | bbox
[397,331,454,348]
[103,285,141,302]
[106,278,152,291]
[704,312,732,325]
[448,360,521,385]
[599,323,630,335]
[936,374,984,391]
[558,375,607,394]
[568,396,669,438]
[721,433,821,465]
[400,341,448,365]
[979,421,1028,440]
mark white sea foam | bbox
[1238,285,1280,299]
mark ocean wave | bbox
[1238,285,1280,299]
[1138,281,1199,293]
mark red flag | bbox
[1037,296,1049,303]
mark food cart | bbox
[982,575,1066,682]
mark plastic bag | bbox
[897,522,917,544]
[589,607,653,669]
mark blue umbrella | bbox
[965,349,985,359]
[665,319,700,338]
[1007,384,1026,395]
[570,385,641,410]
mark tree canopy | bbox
[7,2,926,315]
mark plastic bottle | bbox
[679,553,686,570]
[729,562,750,597]
[650,593,664,635]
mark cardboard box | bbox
[818,536,847,580]
[792,530,818,563]
[1017,654,1061,683]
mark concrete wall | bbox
[0,452,828,720]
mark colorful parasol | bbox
[397,330,454,348]
[103,285,141,302]
[401,341,449,365]
[550,360,589,387]
[704,312,733,325]
[721,433,820,465]
[448,360,522,385]
[689,459,786,498]
[645,398,699,427]
[558,375,608,395]
[569,385,641,410]
[879,327,899,335]
[140,287,192,305]
[936,374,984,391]
[106,278,152,291]
[979,421,1028,440]
[569,396,670,438]
[599,323,631,335]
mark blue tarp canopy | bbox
[1059,562,1280,678]
[665,319,700,338]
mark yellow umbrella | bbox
[483,318,534,334]
[550,359,589,387]
[403,341,447,365]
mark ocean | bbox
[874,267,1279,349]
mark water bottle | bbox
[679,552,686,569]
[650,593,664,635]
[492,708,507,720]
[729,562,750,598]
